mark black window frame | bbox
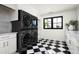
[43,16,63,29]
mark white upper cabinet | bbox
[0,4,18,21]
[2,4,18,10]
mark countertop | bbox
[0,32,17,41]
[0,32,17,36]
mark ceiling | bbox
[18,4,78,16]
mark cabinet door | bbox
[7,38,16,54]
[0,40,8,54]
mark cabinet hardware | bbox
[7,41,8,46]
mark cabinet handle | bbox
[7,41,8,46]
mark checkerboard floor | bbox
[27,39,71,54]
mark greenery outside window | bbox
[44,18,52,29]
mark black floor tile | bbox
[45,47,51,50]
[53,48,61,53]
[62,41,66,43]
[30,53,34,54]
[27,46,33,50]
[41,51,46,54]
[34,48,40,52]
[47,44,52,46]
[54,45,60,48]
[44,41,48,42]
[63,47,69,50]
[63,44,67,46]
[38,45,43,48]
[55,42,60,45]
[41,43,46,45]
[32,43,37,46]
[50,40,54,41]
[49,41,53,43]
[63,51,71,54]
[56,41,60,42]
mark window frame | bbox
[43,16,63,29]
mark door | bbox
[0,40,8,54]
[7,38,16,54]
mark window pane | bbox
[58,18,62,22]
[45,20,47,28]
[53,23,62,28]
[45,19,47,23]
[44,19,51,28]
[48,19,51,22]
[53,24,57,28]
[48,23,51,28]
[48,19,51,24]
[48,19,51,28]
[53,17,62,28]
[57,23,62,28]
[53,18,57,23]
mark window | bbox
[43,16,63,29]
[44,18,52,29]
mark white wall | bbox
[38,9,77,41]
[76,7,79,30]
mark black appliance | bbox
[11,10,38,54]
[11,10,38,32]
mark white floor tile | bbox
[33,46,39,49]
[34,52,42,54]
[47,49,56,54]
[39,47,46,51]
[43,45,48,47]
[27,49,34,54]
[50,46,56,49]
[37,43,42,45]
[58,48,66,51]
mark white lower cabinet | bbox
[0,33,17,54]
[7,38,16,54]
[69,45,79,54]
[0,40,6,54]
[66,31,79,54]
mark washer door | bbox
[22,33,32,48]
[23,14,32,29]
